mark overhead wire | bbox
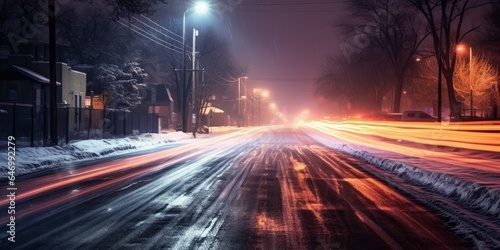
[131,16,184,48]
[92,0,187,54]
[116,19,183,54]
[237,0,346,12]
[139,14,183,40]
[240,1,347,6]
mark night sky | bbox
[83,0,347,116]
[215,0,346,116]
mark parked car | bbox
[402,110,438,122]
[377,113,403,121]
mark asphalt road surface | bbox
[1,127,468,249]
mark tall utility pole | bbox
[192,28,198,137]
[181,2,208,132]
[238,77,241,127]
[469,47,473,117]
[237,77,247,127]
[251,96,254,126]
[181,9,188,133]
[49,0,57,145]
[258,97,261,126]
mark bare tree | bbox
[102,0,167,20]
[57,7,122,64]
[316,50,393,115]
[454,51,499,114]
[0,0,54,47]
[481,2,500,50]
[196,29,245,128]
[345,0,428,113]
[0,0,17,43]
[407,0,487,116]
[406,57,450,112]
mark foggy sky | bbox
[72,0,346,116]
[221,0,346,116]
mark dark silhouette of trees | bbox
[102,0,167,20]
[408,0,486,116]
[316,50,393,115]
[344,0,428,113]
[481,2,500,50]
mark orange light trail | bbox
[306,121,500,177]
[308,121,500,152]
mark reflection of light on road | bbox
[275,153,328,245]
[0,127,267,219]
[256,213,285,232]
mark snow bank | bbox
[0,132,193,177]
[309,133,500,219]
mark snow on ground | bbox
[0,132,192,177]
[306,129,500,218]
[2,125,498,218]
[305,126,500,247]
[1,124,498,246]
[0,127,243,178]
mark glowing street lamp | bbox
[181,1,209,133]
[253,89,269,126]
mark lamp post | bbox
[457,45,474,117]
[469,47,473,117]
[192,28,199,137]
[253,89,268,126]
[237,76,248,127]
[181,2,208,133]
[269,102,276,125]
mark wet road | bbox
[1,127,467,249]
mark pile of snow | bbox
[0,132,192,177]
[308,132,500,219]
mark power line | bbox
[117,19,183,54]
[139,14,183,40]
[237,0,347,12]
[93,1,187,54]
[240,1,346,6]
[131,16,184,47]
[236,9,344,13]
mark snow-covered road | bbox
[0,124,499,248]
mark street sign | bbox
[92,96,104,109]
[99,91,110,105]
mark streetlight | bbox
[457,44,473,117]
[253,89,268,126]
[237,76,248,127]
[181,1,209,133]
[269,103,277,125]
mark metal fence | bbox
[0,103,159,148]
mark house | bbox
[1,51,86,109]
[135,83,176,130]
[0,43,87,145]
[0,65,59,106]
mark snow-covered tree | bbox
[88,63,148,110]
